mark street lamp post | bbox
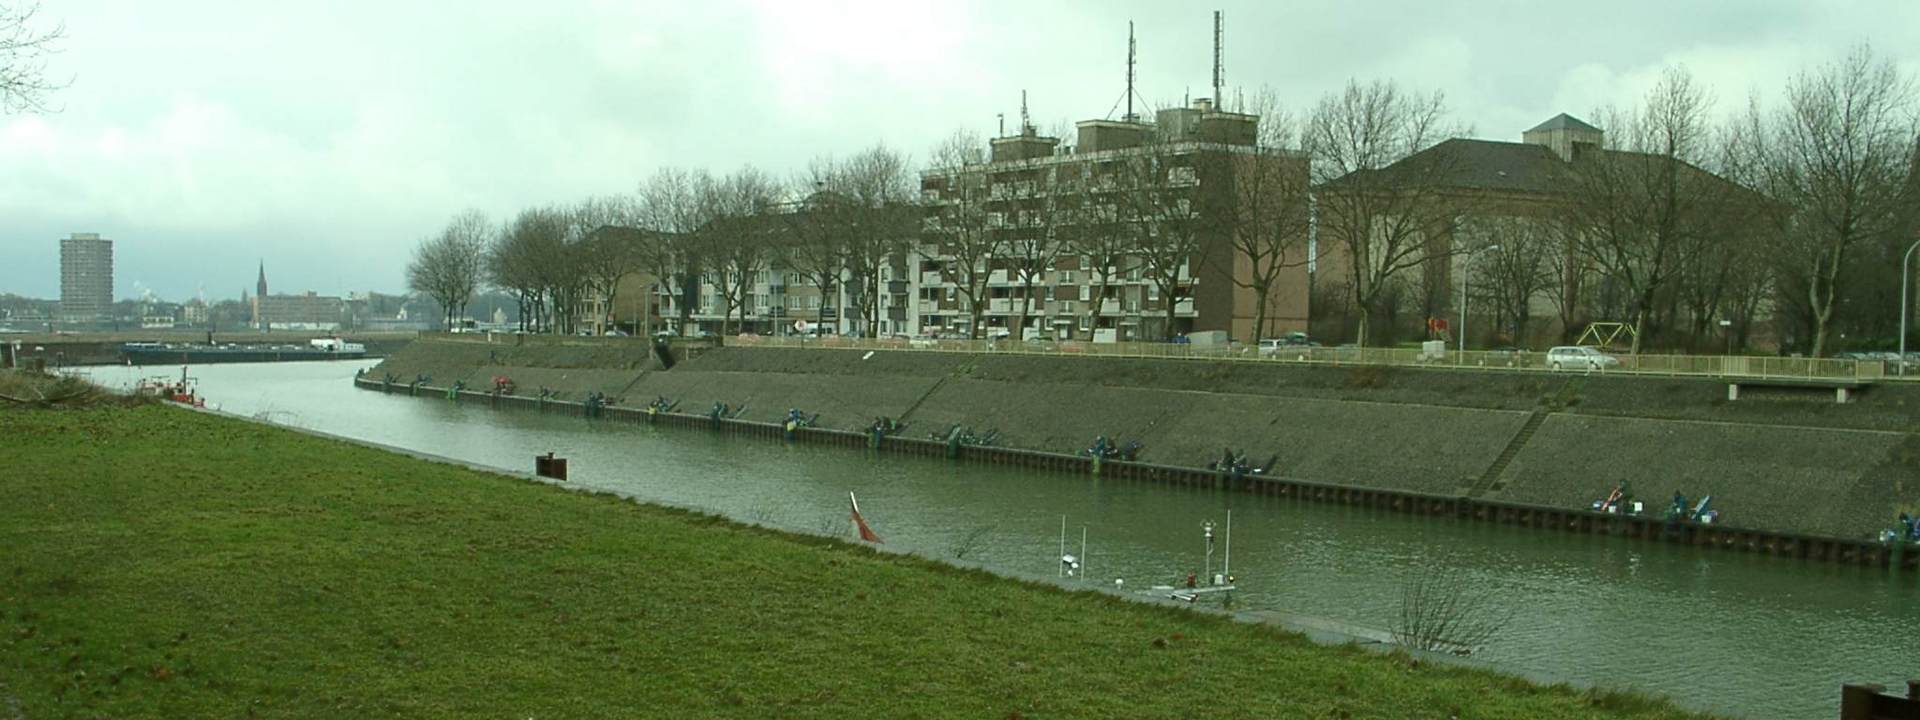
[1460,245,1500,355]
[1901,238,1920,377]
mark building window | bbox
[1059,270,1075,284]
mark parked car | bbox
[1546,345,1621,371]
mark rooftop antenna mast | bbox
[1108,22,1146,122]
[1020,89,1031,134]
[1125,22,1138,121]
[1212,10,1224,109]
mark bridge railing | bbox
[725,335,1881,382]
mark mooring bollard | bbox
[534,452,568,481]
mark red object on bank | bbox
[849,492,882,543]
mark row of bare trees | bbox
[407,146,918,338]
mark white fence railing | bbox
[727,335,1883,382]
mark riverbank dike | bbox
[0,403,1713,719]
[369,337,1920,545]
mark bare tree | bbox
[406,210,489,330]
[779,172,847,334]
[921,131,1001,339]
[1730,46,1917,356]
[505,207,572,333]
[1202,90,1316,341]
[702,167,782,337]
[1307,79,1465,346]
[486,218,542,332]
[1,2,64,114]
[1566,67,1730,354]
[1113,137,1211,341]
[1004,180,1074,341]
[636,168,714,337]
[815,145,917,337]
[571,196,643,334]
[1461,217,1559,345]
[1390,559,1512,656]
[1063,171,1133,340]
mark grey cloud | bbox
[1,0,1915,301]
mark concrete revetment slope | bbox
[368,341,1920,546]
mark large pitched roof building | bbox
[1312,114,1761,346]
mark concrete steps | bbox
[1466,410,1548,498]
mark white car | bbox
[1546,346,1621,371]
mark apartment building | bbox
[920,100,1310,341]
[58,233,113,325]
[605,101,1312,342]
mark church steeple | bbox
[253,261,268,331]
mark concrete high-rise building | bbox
[59,233,113,324]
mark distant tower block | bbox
[59,233,113,324]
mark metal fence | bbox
[411,329,1888,381]
[727,335,1882,382]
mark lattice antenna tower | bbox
[1108,22,1147,122]
[1212,10,1224,109]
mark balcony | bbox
[988,270,1011,285]
[988,299,1013,313]
[921,272,944,286]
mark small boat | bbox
[134,366,204,407]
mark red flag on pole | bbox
[849,492,881,543]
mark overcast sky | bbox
[2,0,1917,302]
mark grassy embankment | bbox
[1,401,1713,719]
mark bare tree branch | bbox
[0,2,66,114]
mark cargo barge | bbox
[122,337,368,365]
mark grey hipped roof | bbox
[1321,138,1579,194]
[1526,113,1602,133]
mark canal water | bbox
[76,361,1919,719]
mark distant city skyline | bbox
[2,0,1918,300]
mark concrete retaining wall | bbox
[368,340,1920,543]
[354,375,1920,571]
[1496,416,1910,538]
[367,337,658,401]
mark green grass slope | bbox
[0,406,1711,719]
